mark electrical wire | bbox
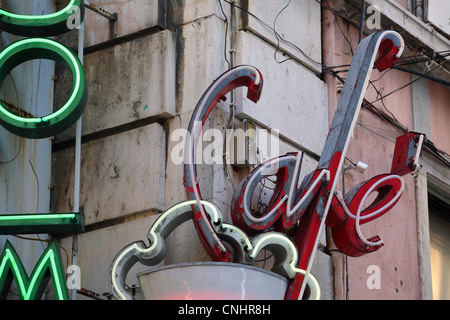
[217,0,231,69]
[330,62,450,87]
[222,0,449,89]
[391,65,450,86]
[0,72,23,165]
[332,68,450,169]
[217,0,450,179]
[217,0,239,191]
[356,122,396,143]
[368,80,400,124]
[216,0,450,191]
[272,0,292,64]
[322,0,354,55]
[222,0,323,67]
[320,0,450,83]
[363,59,448,107]
[0,135,22,165]
[358,0,365,43]
[320,0,450,168]
[325,50,450,73]
[28,157,40,212]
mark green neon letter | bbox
[0,38,87,139]
[0,240,69,300]
[0,0,85,37]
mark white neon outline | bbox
[388,32,405,58]
[242,152,330,223]
[413,134,424,168]
[249,233,320,300]
[286,168,330,218]
[111,200,320,300]
[186,66,262,254]
[297,31,405,298]
[245,66,261,86]
[110,200,221,300]
[242,155,295,223]
[335,175,405,247]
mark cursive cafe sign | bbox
[110,30,424,300]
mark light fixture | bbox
[344,161,368,174]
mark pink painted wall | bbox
[394,0,409,9]
[329,15,421,299]
[428,82,450,155]
[345,110,420,299]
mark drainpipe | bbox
[72,17,85,301]
[415,0,424,21]
[321,0,348,300]
[71,2,117,300]
[322,1,337,122]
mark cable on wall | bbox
[222,0,323,67]
[358,0,365,43]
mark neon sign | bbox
[109,199,321,300]
[0,2,87,299]
[0,2,87,139]
[109,30,424,300]
[0,0,84,37]
[0,37,87,138]
[0,240,68,300]
[183,65,263,260]
[0,213,84,235]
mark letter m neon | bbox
[0,240,69,300]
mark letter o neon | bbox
[0,38,87,139]
[0,0,85,37]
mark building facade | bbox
[0,0,448,300]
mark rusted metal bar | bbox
[77,288,109,300]
[84,0,118,22]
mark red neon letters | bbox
[183,30,423,300]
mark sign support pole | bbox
[71,18,85,301]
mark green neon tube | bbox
[0,213,78,230]
[0,0,85,37]
[0,213,77,222]
[0,37,87,139]
[0,241,68,300]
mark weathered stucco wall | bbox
[49,0,334,299]
[2,0,445,300]
[326,0,450,299]
[428,81,450,155]
[329,14,421,300]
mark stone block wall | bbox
[50,0,333,299]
